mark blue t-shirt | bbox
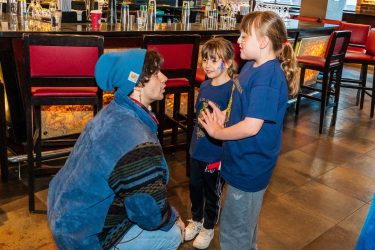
[221,59,288,192]
[189,79,233,163]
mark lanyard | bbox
[130,97,159,125]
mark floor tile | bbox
[299,139,362,165]
[280,181,365,223]
[316,167,375,202]
[342,155,375,179]
[259,197,335,249]
[277,150,338,178]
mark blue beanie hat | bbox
[95,49,146,96]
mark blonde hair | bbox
[240,11,299,96]
[201,37,237,78]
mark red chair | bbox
[295,30,351,133]
[142,34,200,174]
[341,29,375,117]
[23,33,104,212]
[339,22,370,53]
[297,15,320,22]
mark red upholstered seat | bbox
[31,87,98,97]
[165,78,190,88]
[296,55,341,68]
[345,52,375,62]
[295,30,351,133]
[23,33,104,212]
[347,45,367,54]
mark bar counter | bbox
[0,14,337,143]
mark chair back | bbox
[142,34,200,83]
[365,29,375,56]
[23,34,104,92]
[339,22,370,46]
[324,30,351,68]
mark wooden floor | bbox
[0,65,374,250]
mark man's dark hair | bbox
[137,50,164,86]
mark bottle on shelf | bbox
[148,0,156,28]
[107,0,117,25]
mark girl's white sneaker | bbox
[193,227,214,249]
[184,219,203,241]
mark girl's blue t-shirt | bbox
[189,79,233,163]
[221,59,288,192]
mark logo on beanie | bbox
[128,71,140,83]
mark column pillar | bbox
[300,0,346,20]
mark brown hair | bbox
[137,50,164,86]
[240,11,299,96]
[201,37,237,78]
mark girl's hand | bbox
[208,101,226,127]
[198,107,224,139]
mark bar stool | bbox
[142,34,200,174]
[337,22,370,106]
[23,33,104,212]
[341,29,375,117]
[295,30,351,133]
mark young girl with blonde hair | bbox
[199,11,298,249]
[185,37,236,249]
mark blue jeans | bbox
[114,223,182,250]
[220,184,266,250]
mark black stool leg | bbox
[319,72,329,134]
[26,104,35,212]
[157,99,166,146]
[332,67,343,125]
[295,67,305,116]
[172,93,181,146]
[355,65,366,106]
[360,64,368,110]
[0,83,8,182]
[35,106,42,169]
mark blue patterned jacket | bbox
[47,92,177,249]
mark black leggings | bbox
[189,158,225,229]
